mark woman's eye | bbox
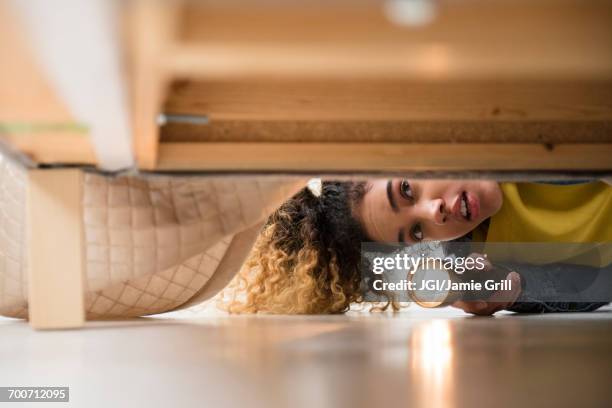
[411,224,423,241]
[399,180,414,201]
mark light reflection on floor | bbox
[411,320,455,408]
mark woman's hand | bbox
[451,253,522,316]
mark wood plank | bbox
[155,142,612,172]
[165,42,612,81]
[27,169,85,330]
[180,0,612,48]
[163,79,612,121]
[168,0,612,81]
[127,0,180,169]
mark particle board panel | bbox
[160,120,612,144]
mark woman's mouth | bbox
[455,191,480,221]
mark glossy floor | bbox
[1,306,611,408]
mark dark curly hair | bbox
[224,180,398,314]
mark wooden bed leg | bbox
[27,169,85,329]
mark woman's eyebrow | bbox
[386,179,399,213]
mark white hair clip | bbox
[307,178,322,197]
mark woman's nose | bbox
[426,198,447,225]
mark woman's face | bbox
[355,179,503,243]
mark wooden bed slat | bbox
[156,142,612,172]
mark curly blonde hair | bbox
[223,181,399,314]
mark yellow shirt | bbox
[476,181,612,266]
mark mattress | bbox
[0,155,305,319]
